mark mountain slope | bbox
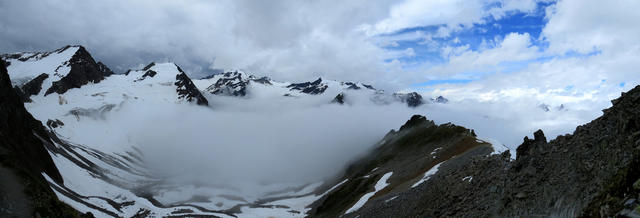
[0,59,82,217]
[308,115,494,217]
[311,85,640,217]
[128,62,209,106]
[44,46,114,96]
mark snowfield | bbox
[411,162,443,188]
[345,172,393,214]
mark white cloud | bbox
[542,0,640,55]
[2,0,639,146]
[488,0,538,19]
[370,0,539,35]
[424,0,640,102]
[455,32,540,66]
[0,0,398,84]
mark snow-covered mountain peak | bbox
[431,95,449,104]
[392,92,424,107]
[1,45,81,64]
[2,45,113,102]
[2,46,209,128]
[125,62,209,105]
[198,69,274,97]
[190,70,446,107]
[286,77,328,94]
[128,62,182,81]
[2,46,445,111]
[2,45,80,87]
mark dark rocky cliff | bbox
[174,64,209,106]
[0,60,82,217]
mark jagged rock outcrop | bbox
[46,119,65,129]
[20,73,49,99]
[287,78,328,95]
[44,46,114,95]
[331,93,345,104]
[362,84,376,90]
[0,59,82,217]
[174,65,209,106]
[206,71,249,96]
[393,92,424,107]
[205,71,271,97]
[341,82,360,90]
[314,85,640,217]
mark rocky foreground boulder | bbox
[0,60,84,217]
[311,85,640,217]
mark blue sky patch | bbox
[378,1,552,71]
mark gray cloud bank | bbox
[0,0,399,87]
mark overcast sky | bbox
[1,0,638,109]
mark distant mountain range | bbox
[2,45,449,112]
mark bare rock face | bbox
[205,70,272,97]
[0,59,81,217]
[206,71,249,96]
[393,92,424,107]
[174,65,209,106]
[45,46,114,95]
[341,82,360,90]
[46,119,65,128]
[287,78,328,95]
[20,73,49,99]
[331,93,345,104]
[362,84,375,90]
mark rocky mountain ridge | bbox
[309,85,640,217]
[191,68,446,108]
[2,45,448,110]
